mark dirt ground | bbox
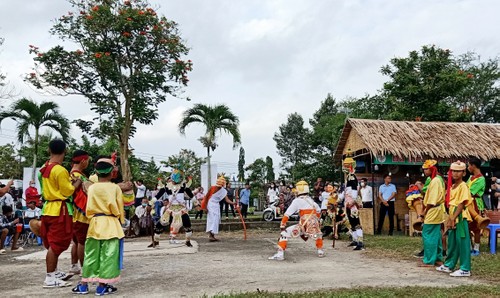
[0,230,480,297]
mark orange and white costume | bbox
[269,181,324,260]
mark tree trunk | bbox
[31,129,39,182]
[207,146,211,188]
[119,134,132,182]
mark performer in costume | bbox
[466,157,487,257]
[203,176,237,241]
[340,151,364,251]
[321,184,343,246]
[40,139,81,288]
[405,180,424,230]
[436,161,472,277]
[72,157,125,295]
[419,160,446,267]
[69,150,92,277]
[268,180,324,261]
[152,169,194,247]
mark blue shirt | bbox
[239,188,251,205]
[379,183,397,201]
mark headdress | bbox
[450,161,466,171]
[71,150,89,163]
[295,180,309,195]
[422,159,437,169]
[342,149,356,174]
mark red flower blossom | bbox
[138,10,145,15]
[153,25,159,30]
[30,73,36,77]
[124,0,131,6]
[75,49,83,55]
[122,32,131,37]
[37,53,44,57]
[95,53,102,58]
[80,11,86,15]
[86,15,93,20]
[127,17,132,21]
[92,6,99,11]
[467,73,474,79]
[105,52,111,56]
[139,31,146,35]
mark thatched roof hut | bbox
[335,118,500,163]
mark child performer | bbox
[436,161,472,277]
[72,157,125,295]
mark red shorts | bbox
[73,221,89,245]
[41,208,73,256]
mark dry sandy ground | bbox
[0,230,479,297]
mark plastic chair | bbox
[487,223,500,254]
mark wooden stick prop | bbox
[235,204,247,240]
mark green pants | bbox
[445,218,471,271]
[82,238,121,284]
[422,223,443,265]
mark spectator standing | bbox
[239,183,251,219]
[492,177,500,210]
[313,178,325,205]
[376,174,397,235]
[359,178,374,208]
[220,183,236,219]
[134,180,147,207]
[25,180,42,207]
[267,182,279,205]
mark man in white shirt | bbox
[24,201,42,224]
[134,180,147,207]
[359,178,373,208]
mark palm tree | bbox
[0,98,70,180]
[179,103,241,187]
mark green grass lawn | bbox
[213,285,500,298]
[363,234,500,283]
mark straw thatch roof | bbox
[334,118,500,162]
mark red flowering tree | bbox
[26,0,192,180]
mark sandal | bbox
[0,249,6,255]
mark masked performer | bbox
[340,152,364,251]
[269,180,324,261]
[152,169,194,247]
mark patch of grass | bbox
[363,234,500,283]
[213,285,500,298]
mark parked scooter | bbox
[262,200,299,222]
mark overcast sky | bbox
[0,0,499,178]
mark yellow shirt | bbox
[71,171,90,224]
[86,182,125,240]
[41,164,75,216]
[449,181,473,222]
[423,176,446,224]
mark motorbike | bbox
[262,200,299,222]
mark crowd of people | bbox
[0,136,498,295]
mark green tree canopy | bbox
[265,156,275,182]
[26,0,192,180]
[273,112,310,181]
[343,45,500,123]
[0,98,70,180]
[0,144,22,179]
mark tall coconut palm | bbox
[0,98,70,180]
[179,103,241,187]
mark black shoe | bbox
[388,232,393,236]
[186,240,193,247]
[413,250,424,258]
[348,241,357,247]
[353,243,365,251]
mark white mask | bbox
[360,182,366,187]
